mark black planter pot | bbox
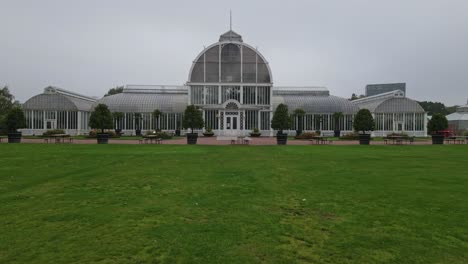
[334,130,341,138]
[175,129,181,136]
[276,133,288,145]
[7,132,22,143]
[359,133,371,145]
[186,133,198,145]
[97,133,109,144]
[431,134,444,145]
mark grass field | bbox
[0,144,467,263]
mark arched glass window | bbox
[221,44,241,83]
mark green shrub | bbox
[353,109,375,133]
[427,113,448,134]
[42,129,66,136]
[250,128,261,137]
[340,132,359,140]
[294,132,318,139]
[464,131,468,137]
[144,130,172,139]
[387,132,409,138]
[203,127,214,137]
[183,105,204,133]
[271,104,291,134]
[89,104,113,133]
[88,130,118,138]
[5,106,26,132]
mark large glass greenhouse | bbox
[20,29,427,137]
[446,99,468,131]
[22,87,96,135]
[352,90,427,136]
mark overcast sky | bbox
[1,0,467,105]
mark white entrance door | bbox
[46,120,56,130]
[224,112,239,134]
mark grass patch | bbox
[0,144,467,263]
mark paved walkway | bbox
[11,137,433,145]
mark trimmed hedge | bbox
[88,130,119,138]
[42,129,66,136]
[144,131,173,139]
[295,132,318,139]
[340,132,359,140]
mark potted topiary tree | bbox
[332,112,344,138]
[271,103,291,145]
[112,112,124,135]
[182,105,204,144]
[427,113,448,144]
[89,104,113,144]
[353,109,375,145]
[152,109,162,131]
[293,108,305,137]
[5,106,26,143]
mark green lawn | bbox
[0,144,467,263]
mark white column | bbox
[240,45,243,83]
[203,86,206,105]
[202,110,206,131]
[218,44,222,82]
[255,87,258,105]
[150,114,153,130]
[258,111,261,130]
[424,113,428,136]
[381,113,385,132]
[188,86,191,105]
[218,85,222,104]
[413,113,416,132]
[77,111,82,133]
[240,86,243,104]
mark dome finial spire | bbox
[230,10,232,31]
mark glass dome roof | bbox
[188,31,272,84]
[98,86,188,113]
[23,87,97,111]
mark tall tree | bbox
[0,86,19,133]
[0,86,15,114]
[104,86,124,97]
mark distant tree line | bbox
[104,86,124,97]
[418,101,457,116]
[349,93,365,101]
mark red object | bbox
[437,130,454,138]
